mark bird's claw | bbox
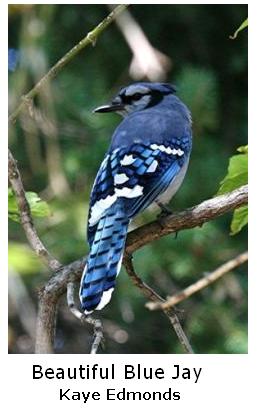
[157,202,173,218]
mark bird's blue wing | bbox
[87,136,190,234]
[119,144,183,217]
[82,137,191,313]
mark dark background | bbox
[8,4,247,354]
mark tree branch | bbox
[146,251,248,311]
[32,184,248,301]
[8,149,61,272]
[35,289,58,354]
[126,185,248,254]
[8,4,129,124]
[38,184,247,300]
[123,255,194,353]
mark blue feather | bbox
[80,203,129,313]
[127,160,181,216]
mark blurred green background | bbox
[8,4,247,354]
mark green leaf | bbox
[218,151,248,195]
[8,189,51,222]
[230,18,248,40]
[25,192,51,217]
[8,189,20,222]
[217,146,248,235]
[9,242,44,275]
[231,205,248,235]
[237,145,248,154]
[218,172,248,195]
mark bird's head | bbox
[93,82,177,116]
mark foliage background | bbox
[8,4,247,354]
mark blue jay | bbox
[80,82,192,314]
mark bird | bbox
[80,82,192,314]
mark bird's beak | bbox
[93,102,125,113]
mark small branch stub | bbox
[67,282,104,354]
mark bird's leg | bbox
[156,201,173,217]
[156,201,179,239]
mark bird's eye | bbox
[132,93,142,101]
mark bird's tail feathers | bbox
[80,204,129,314]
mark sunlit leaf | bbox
[218,151,248,195]
[8,189,51,222]
[231,205,248,235]
[217,147,248,235]
[237,145,248,154]
[218,172,247,195]
[25,192,51,217]
[9,242,44,275]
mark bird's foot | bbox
[157,202,179,239]
[157,202,173,218]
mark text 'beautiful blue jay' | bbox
[80,82,192,314]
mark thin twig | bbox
[123,254,194,353]
[8,149,61,272]
[8,4,129,124]
[67,282,104,354]
[146,251,248,311]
